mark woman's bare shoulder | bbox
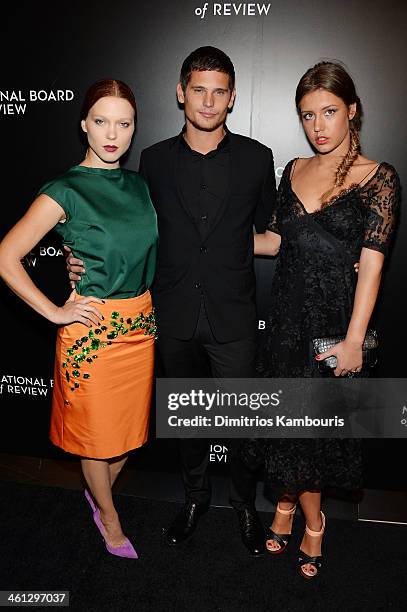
[292,156,315,177]
[353,155,379,170]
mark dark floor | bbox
[1,480,407,612]
[2,452,407,524]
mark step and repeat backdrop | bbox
[1,0,406,490]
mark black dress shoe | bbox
[235,508,266,556]
[164,501,209,547]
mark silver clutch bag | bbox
[312,329,378,371]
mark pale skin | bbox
[0,96,137,548]
[256,89,385,576]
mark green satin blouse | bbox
[39,165,158,299]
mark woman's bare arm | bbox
[345,247,383,345]
[0,195,103,326]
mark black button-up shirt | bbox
[178,128,231,240]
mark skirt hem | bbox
[49,435,148,460]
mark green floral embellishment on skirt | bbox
[63,307,156,392]
[90,338,100,350]
[129,311,157,337]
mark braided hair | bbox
[295,61,363,201]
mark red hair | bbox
[80,79,137,121]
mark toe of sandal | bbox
[298,552,322,579]
[266,530,291,555]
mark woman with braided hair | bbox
[252,61,400,578]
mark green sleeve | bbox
[37,177,76,221]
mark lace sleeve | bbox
[360,162,400,255]
[267,202,280,234]
[266,160,295,234]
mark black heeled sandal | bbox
[266,502,297,555]
[298,511,325,579]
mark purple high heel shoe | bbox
[93,508,138,559]
[84,489,97,513]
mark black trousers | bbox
[156,298,258,510]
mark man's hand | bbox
[64,245,85,289]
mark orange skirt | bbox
[51,290,155,459]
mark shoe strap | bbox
[298,552,322,569]
[276,502,297,516]
[305,511,325,537]
[267,530,291,547]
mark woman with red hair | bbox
[0,79,158,559]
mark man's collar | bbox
[178,124,230,154]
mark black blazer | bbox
[139,130,276,342]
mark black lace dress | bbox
[250,160,400,500]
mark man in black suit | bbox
[68,47,276,556]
